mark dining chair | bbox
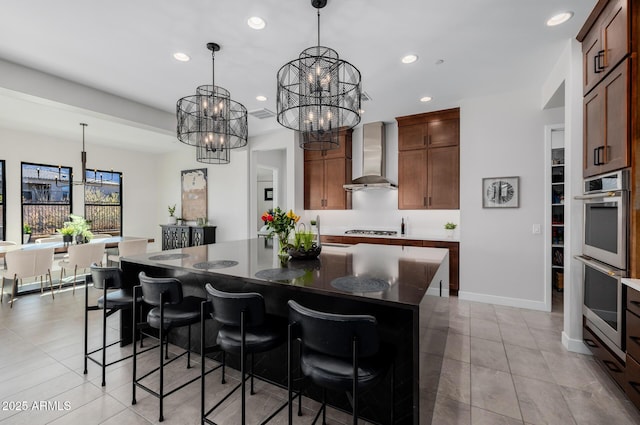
[2,247,55,307]
[58,243,106,294]
[0,241,17,269]
[107,239,147,266]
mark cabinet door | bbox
[323,130,352,159]
[601,0,628,73]
[427,118,459,148]
[602,59,629,172]
[583,21,603,95]
[324,157,351,210]
[584,83,605,177]
[304,160,325,210]
[398,124,426,151]
[398,149,427,209]
[427,146,460,209]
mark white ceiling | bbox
[0,0,596,152]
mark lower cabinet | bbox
[160,225,216,250]
[627,285,640,409]
[320,235,460,295]
[583,323,626,389]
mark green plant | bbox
[444,222,457,230]
[23,224,32,234]
[168,204,176,217]
[293,229,315,251]
[58,226,75,236]
[64,214,93,240]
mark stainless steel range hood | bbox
[343,121,397,191]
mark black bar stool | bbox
[84,264,155,387]
[287,300,395,425]
[132,272,210,422]
[201,283,288,425]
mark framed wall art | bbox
[181,168,207,220]
[264,188,273,201]
[482,176,519,208]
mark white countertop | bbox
[322,230,459,243]
[623,278,640,292]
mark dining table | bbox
[0,236,155,259]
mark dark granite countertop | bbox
[124,238,448,307]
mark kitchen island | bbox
[120,239,449,424]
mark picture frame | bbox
[181,168,208,220]
[482,176,519,208]
[264,188,273,201]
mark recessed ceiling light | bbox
[435,59,445,65]
[256,95,267,102]
[546,11,573,26]
[247,16,266,30]
[173,52,190,62]
[420,96,432,103]
[401,54,418,64]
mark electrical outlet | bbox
[532,224,541,234]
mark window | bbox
[0,160,5,241]
[21,162,72,238]
[84,169,122,236]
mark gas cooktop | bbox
[344,229,398,236]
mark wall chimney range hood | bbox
[343,121,397,191]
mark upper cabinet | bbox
[581,0,629,95]
[578,0,632,178]
[303,129,352,210]
[396,108,460,210]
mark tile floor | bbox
[0,285,639,424]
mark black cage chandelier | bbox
[276,0,362,151]
[176,43,247,164]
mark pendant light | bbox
[176,42,248,164]
[276,0,362,151]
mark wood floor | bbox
[0,284,639,424]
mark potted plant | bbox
[289,224,321,260]
[444,222,457,238]
[168,204,177,225]
[261,207,300,261]
[58,226,75,245]
[22,224,32,244]
[64,214,93,244]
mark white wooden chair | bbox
[2,247,55,307]
[58,243,106,294]
[107,239,147,265]
[91,234,113,239]
[0,241,17,269]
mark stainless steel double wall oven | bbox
[576,170,629,358]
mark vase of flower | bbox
[261,207,300,265]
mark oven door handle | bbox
[574,191,622,201]
[574,255,624,277]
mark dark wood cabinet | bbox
[581,0,629,95]
[583,58,629,177]
[579,0,631,178]
[303,129,352,210]
[160,225,216,250]
[583,323,626,389]
[396,108,460,210]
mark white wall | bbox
[0,126,161,250]
[156,146,249,243]
[458,88,563,309]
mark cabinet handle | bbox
[630,335,640,343]
[594,50,605,74]
[427,135,431,146]
[423,197,427,207]
[584,338,597,348]
[428,196,432,206]
[594,146,605,166]
[603,359,622,373]
[630,381,640,393]
[631,301,640,306]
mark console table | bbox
[160,225,216,250]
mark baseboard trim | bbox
[562,331,592,355]
[458,291,548,311]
